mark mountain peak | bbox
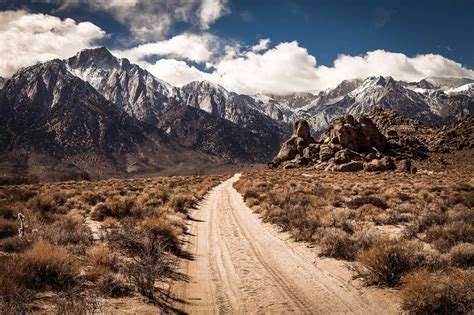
[68,46,118,70]
[184,80,230,96]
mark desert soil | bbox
[173,174,400,314]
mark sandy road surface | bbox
[173,174,399,314]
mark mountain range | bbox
[0,47,472,178]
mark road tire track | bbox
[173,174,400,314]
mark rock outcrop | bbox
[369,107,473,156]
[272,119,315,166]
[271,114,417,173]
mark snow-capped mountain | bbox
[0,46,472,177]
[67,47,172,124]
[0,48,289,177]
[174,80,290,138]
[0,59,145,156]
[0,77,5,90]
[256,76,473,133]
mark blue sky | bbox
[1,0,473,94]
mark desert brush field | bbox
[0,173,231,313]
[234,150,474,314]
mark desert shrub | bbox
[401,268,474,314]
[243,189,259,200]
[319,228,357,260]
[448,243,474,268]
[246,197,260,207]
[86,245,118,280]
[405,208,447,237]
[138,216,182,253]
[0,218,17,239]
[97,274,133,298]
[0,206,19,219]
[40,216,93,248]
[28,193,57,214]
[356,240,425,287]
[0,236,31,253]
[12,239,80,291]
[354,204,383,220]
[170,191,196,212]
[447,204,474,225]
[0,257,35,313]
[346,196,388,210]
[90,196,139,220]
[108,226,177,300]
[1,187,36,202]
[446,189,474,208]
[425,221,474,252]
[81,191,106,206]
[53,291,102,314]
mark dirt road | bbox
[174,174,399,314]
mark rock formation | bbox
[369,107,473,156]
[270,114,417,173]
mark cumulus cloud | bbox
[146,59,212,86]
[139,41,474,95]
[52,0,229,42]
[212,41,319,95]
[315,50,474,91]
[199,0,230,29]
[114,33,221,64]
[0,10,106,77]
[251,38,271,52]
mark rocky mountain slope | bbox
[67,47,172,125]
[0,48,289,178]
[158,100,282,163]
[369,107,474,153]
[0,59,144,156]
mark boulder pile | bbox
[270,114,417,173]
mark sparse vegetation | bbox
[234,150,474,311]
[401,268,474,314]
[0,172,230,312]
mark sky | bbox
[1,0,473,95]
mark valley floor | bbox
[173,174,399,314]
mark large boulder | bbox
[319,114,386,153]
[364,156,396,172]
[319,145,335,162]
[303,143,320,160]
[272,137,298,166]
[335,161,364,172]
[271,120,315,167]
[334,149,362,164]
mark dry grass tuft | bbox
[448,243,474,268]
[401,268,474,314]
[15,239,80,291]
[356,239,425,287]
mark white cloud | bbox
[251,38,271,52]
[0,10,106,77]
[315,50,474,90]
[212,41,319,95]
[146,59,212,86]
[199,0,230,29]
[54,0,229,42]
[114,33,221,64]
[140,42,474,95]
